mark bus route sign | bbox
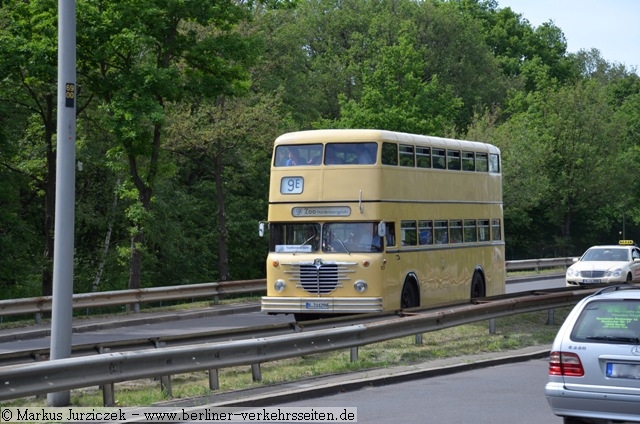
[292,207,351,217]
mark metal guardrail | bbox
[0,258,572,323]
[505,257,574,272]
[0,286,594,402]
[0,280,266,323]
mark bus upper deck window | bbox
[476,153,488,172]
[354,142,377,164]
[274,144,322,166]
[433,148,446,169]
[489,153,500,173]
[381,142,398,165]
[462,151,475,171]
[416,147,431,168]
[325,144,346,165]
[447,150,461,170]
[399,145,415,167]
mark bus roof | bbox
[274,129,500,154]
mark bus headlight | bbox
[274,279,286,292]
[354,280,368,293]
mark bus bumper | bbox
[261,296,383,314]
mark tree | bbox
[78,0,257,291]
[0,81,41,297]
[495,80,625,255]
[165,91,289,281]
[415,0,509,130]
[334,27,462,133]
[0,0,70,296]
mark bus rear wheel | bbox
[470,272,485,300]
[401,282,419,309]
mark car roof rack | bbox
[593,283,640,296]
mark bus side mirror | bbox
[377,221,386,238]
[259,222,265,237]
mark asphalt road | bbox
[1,274,568,419]
[273,357,561,424]
[0,276,565,353]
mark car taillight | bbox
[549,351,584,377]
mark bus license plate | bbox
[582,279,601,284]
[305,301,330,310]
[607,363,640,379]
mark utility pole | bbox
[47,0,76,407]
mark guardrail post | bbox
[153,341,172,396]
[102,383,115,407]
[34,353,46,400]
[35,311,42,325]
[160,375,172,397]
[350,347,358,362]
[415,333,423,345]
[251,363,262,382]
[209,369,219,390]
[98,347,115,406]
[488,318,496,334]
[547,309,555,325]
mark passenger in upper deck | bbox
[286,149,301,166]
[356,145,374,164]
[325,145,345,165]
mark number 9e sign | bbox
[280,177,303,194]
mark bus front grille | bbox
[284,261,354,294]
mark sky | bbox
[495,0,640,71]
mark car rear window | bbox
[571,299,640,342]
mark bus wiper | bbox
[331,231,350,254]
[585,335,640,343]
[293,234,317,255]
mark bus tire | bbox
[470,271,485,300]
[401,280,419,309]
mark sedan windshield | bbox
[582,248,629,262]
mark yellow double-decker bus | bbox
[260,129,505,320]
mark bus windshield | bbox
[271,222,382,253]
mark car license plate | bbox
[305,301,330,310]
[606,363,640,379]
[582,279,601,284]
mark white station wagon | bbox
[566,242,640,286]
[546,285,640,423]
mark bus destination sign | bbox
[292,206,351,217]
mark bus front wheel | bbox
[401,281,419,309]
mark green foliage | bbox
[1,0,640,299]
[334,28,462,133]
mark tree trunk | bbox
[126,122,160,300]
[93,179,120,291]
[215,141,231,281]
[42,94,56,296]
[129,230,143,290]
